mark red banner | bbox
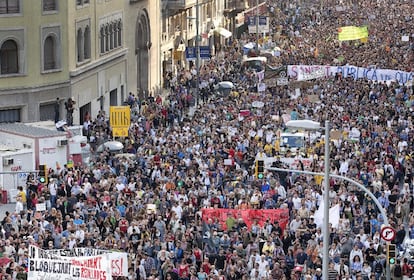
[201,208,289,232]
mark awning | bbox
[215,27,232,38]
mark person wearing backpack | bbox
[393,259,403,280]
[402,257,412,280]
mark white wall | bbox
[38,137,68,170]
[0,151,34,191]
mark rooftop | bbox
[0,123,66,138]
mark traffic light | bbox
[387,244,396,264]
[256,160,265,179]
[38,164,48,185]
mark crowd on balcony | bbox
[1,0,414,280]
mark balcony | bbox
[164,0,197,11]
[225,0,247,12]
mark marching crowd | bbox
[2,0,414,280]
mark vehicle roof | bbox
[242,56,267,63]
[281,132,305,136]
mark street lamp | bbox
[286,119,330,279]
[285,119,391,280]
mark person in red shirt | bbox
[119,218,129,234]
[201,257,211,275]
[177,258,190,279]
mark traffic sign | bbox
[185,46,211,60]
[110,106,131,137]
[380,226,396,242]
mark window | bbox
[76,0,89,6]
[110,23,115,49]
[112,22,118,49]
[100,27,105,54]
[105,25,109,52]
[0,108,20,123]
[84,26,90,60]
[76,28,83,62]
[43,0,56,11]
[43,35,56,70]
[117,20,122,47]
[0,0,20,14]
[99,19,122,55]
[0,39,18,74]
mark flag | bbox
[314,201,340,229]
[338,26,368,41]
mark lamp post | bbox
[286,119,329,279]
[285,119,391,280]
[255,0,259,52]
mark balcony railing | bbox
[166,0,197,10]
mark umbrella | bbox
[96,141,124,153]
[217,81,234,89]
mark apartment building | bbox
[0,0,159,125]
[160,0,249,85]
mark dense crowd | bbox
[1,0,414,280]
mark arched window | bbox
[100,27,105,54]
[43,35,56,70]
[76,28,83,62]
[109,23,114,50]
[117,20,122,47]
[84,26,90,59]
[0,39,19,74]
[105,25,109,52]
[113,23,118,48]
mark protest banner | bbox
[201,209,289,231]
[338,26,368,41]
[28,255,111,280]
[29,246,127,277]
[287,65,413,85]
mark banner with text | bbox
[338,26,368,41]
[287,65,413,85]
[28,255,111,280]
[201,208,289,231]
[29,246,127,277]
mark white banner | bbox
[29,246,128,277]
[287,65,413,85]
[28,256,111,280]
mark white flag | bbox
[314,201,340,229]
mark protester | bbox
[1,0,414,279]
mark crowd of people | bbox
[1,0,414,280]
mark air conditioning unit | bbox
[57,139,68,146]
[23,143,32,149]
[3,158,14,166]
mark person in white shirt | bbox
[257,255,269,274]
[115,178,125,192]
[171,201,183,220]
[15,196,24,214]
[48,178,58,208]
[289,216,302,233]
[75,224,85,244]
[82,177,92,196]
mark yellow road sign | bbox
[109,106,131,137]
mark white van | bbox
[242,56,267,71]
[279,132,306,155]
